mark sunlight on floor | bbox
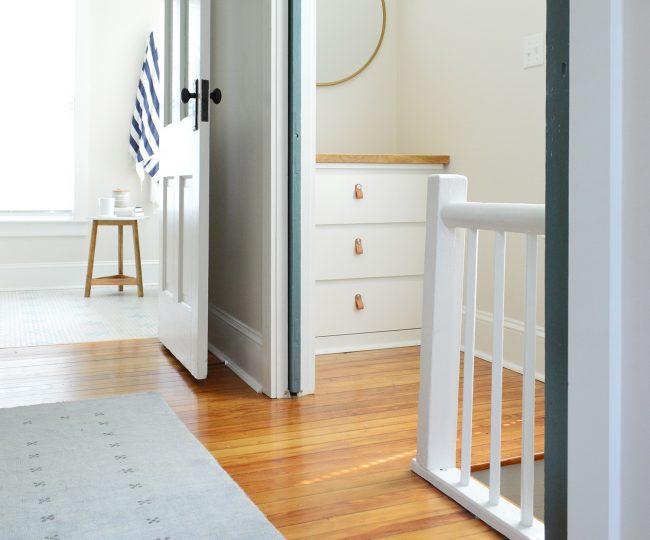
[300,449,417,486]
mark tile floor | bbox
[0,287,157,348]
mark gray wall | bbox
[209,0,263,332]
[208,0,268,390]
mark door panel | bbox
[181,176,195,304]
[158,0,210,380]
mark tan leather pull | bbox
[354,238,364,255]
[354,184,364,199]
[355,294,365,310]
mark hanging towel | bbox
[129,32,161,204]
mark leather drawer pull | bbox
[355,294,365,310]
[354,238,364,255]
[354,184,364,199]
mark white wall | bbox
[209,0,263,332]
[0,0,160,289]
[397,0,546,374]
[315,0,546,375]
[316,0,398,154]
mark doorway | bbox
[0,0,161,349]
[290,0,568,537]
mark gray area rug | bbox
[0,393,283,540]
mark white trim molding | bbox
[208,342,264,394]
[0,218,90,237]
[299,0,317,397]
[314,308,546,382]
[466,308,546,382]
[472,308,545,340]
[261,0,290,399]
[315,329,421,355]
[209,304,262,346]
[208,303,265,395]
[569,0,623,537]
[0,260,159,291]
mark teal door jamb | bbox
[288,0,301,396]
[545,0,569,537]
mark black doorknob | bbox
[210,88,222,105]
[181,87,197,104]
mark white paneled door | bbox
[158,0,220,379]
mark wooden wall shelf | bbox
[316,154,450,165]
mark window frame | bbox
[0,0,88,237]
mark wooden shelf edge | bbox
[470,451,545,473]
[316,153,451,165]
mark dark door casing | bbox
[545,0,569,537]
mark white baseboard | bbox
[315,329,421,355]
[208,342,264,394]
[208,304,265,394]
[467,347,545,383]
[468,309,545,382]
[0,218,90,238]
[314,309,546,382]
[0,261,159,291]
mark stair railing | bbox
[412,174,545,540]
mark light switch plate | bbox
[523,33,545,68]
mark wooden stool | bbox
[84,217,148,297]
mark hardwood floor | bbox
[0,340,544,539]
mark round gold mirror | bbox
[317,0,387,87]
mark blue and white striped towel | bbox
[129,32,160,188]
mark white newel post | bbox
[415,174,468,471]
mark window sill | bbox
[0,217,90,238]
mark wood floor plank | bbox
[0,338,545,538]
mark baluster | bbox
[460,228,479,486]
[489,231,506,505]
[520,233,538,526]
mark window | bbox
[0,0,76,214]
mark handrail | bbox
[441,202,545,235]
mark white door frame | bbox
[298,0,317,397]
[300,0,638,535]
[266,0,316,398]
[568,0,623,538]
[264,0,300,398]
[261,0,317,399]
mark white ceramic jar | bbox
[112,189,130,208]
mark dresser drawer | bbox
[314,277,423,337]
[313,224,425,280]
[314,169,431,224]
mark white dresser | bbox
[313,154,449,353]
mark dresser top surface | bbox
[316,154,450,165]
